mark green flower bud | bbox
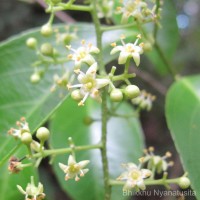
[71,89,83,101]
[143,42,152,52]
[179,177,191,189]
[36,127,50,141]
[110,89,123,102]
[41,24,53,37]
[21,132,32,145]
[83,116,93,125]
[30,73,40,83]
[40,43,54,56]
[26,37,37,49]
[124,85,140,99]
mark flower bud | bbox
[40,43,53,56]
[71,89,83,101]
[21,132,32,145]
[124,85,140,99]
[143,42,152,52]
[179,177,191,189]
[110,89,123,102]
[26,37,37,49]
[36,127,50,141]
[41,24,53,37]
[30,73,40,83]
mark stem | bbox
[90,1,111,199]
[90,0,105,74]
[32,143,102,158]
[51,4,92,12]
[101,23,137,32]
[109,178,180,186]
[112,73,136,82]
[101,90,112,200]
[124,58,131,74]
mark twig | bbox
[35,0,76,23]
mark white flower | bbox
[117,163,151,191]
[143,147,174,174]
[67,40,100,69]
[67,62,110,106]
[117,0,152,23]
[131,90,156,111]
[8,117,30,139]
[59,155,90,181]
[17,176,45,200]
[110,35,143,66]
[97,0,114,19]
[50,71,69,92]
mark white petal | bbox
[74,61,81,69]
[123,180,136,191]
[134,45,143,54]
[68,155,76,166]
[110,46,123,55]
[78,73,85,83]
[77,46,86,53]
[78,160,90,168]
[86,62,97,75]
[137,180,146,190]
[96,79,110,89]
[90,46,100,54]
[59,163,67,172]
[141,169,152,178]
[17,185,26,195]
[84,54,96,66]
[132,52,140,66]
[118,51,130,64]
[82,168,89,175]
[121,13,130,24]
[117,172,129,181]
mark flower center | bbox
[130,170,141,180]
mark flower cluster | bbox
[50,71,70,92]
[17,176,45,200]
[8,118,50,154]
[97,0,114,19]
[117,163,151,191]
[8,117,30,139]
[59,155,90,181]
[67,40,100,69]
[116,0,161,24]
[142,147,174,174]
[131,90,156,111]
[67,60,109,106]
[110,35,144,66]
[55,26,77,45]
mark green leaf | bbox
[166,75,200,198]
[0,23,133,165]
[50,99,144,200]
[147,0,179,74]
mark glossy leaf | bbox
[0,23,133,165]
[50,99,144,200]
[166,75,200,198]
